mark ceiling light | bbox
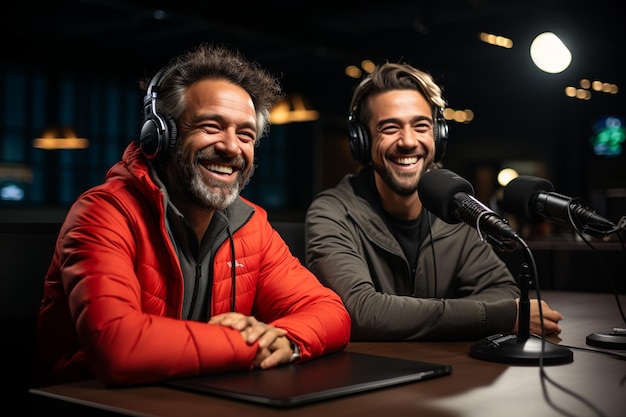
[270,94,319,125]
[33,126,89,150]
[530,32,572,74]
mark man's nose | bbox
[215,129,240,155]
[398,126,419,147]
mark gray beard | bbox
[170,144,255,211]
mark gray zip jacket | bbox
[305,167,520,341]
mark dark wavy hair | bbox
[141,43,284,142]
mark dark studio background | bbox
[2,0,625,220]
[1,1,625,292]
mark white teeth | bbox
[206,164,233,174]
[396,157,418,165]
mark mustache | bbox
[196,149,246,171]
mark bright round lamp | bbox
[530,32,572,74]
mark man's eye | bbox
[380,125,400,134]
[414,123,431,132]
[238,131,256,143]
[202,123,221,133]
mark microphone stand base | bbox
[469,333,573,365]
[586,331,626,350]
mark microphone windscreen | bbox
[501,175,555,221]
[418,168,474,224]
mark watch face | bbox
[290,342,301,362]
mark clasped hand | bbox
[514,298,563,336]
[208,312,293,368]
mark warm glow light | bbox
[478,32,513,48]
[453,110,467,123]
[33,138,90,150]
[442,108,474,124]
[565,79,619,100]
[361,60,376,73]
[345,66,362,78]
[565,86,576,97]
[0,164,33,182]
[530,32,572,73]
[33,127,89,149]
[497,168,519,187]
[270,94,319,125]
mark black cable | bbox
[529,204,626,417]
[227,226,236,312]
[557,343,626,361]
[426,210,438,297]
[570,213,626,325]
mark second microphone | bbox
[418,168,521,251]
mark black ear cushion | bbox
[347,117,371,165]
[139,66,177,161]
[138,115,177,161]
[139,116,162,160]
[433,113,449,163]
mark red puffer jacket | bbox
[32,142,350,387]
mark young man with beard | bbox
[32,44,350,387]
[304,62,562,341]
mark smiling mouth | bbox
[392,156,419,166]
[204,163,234,175]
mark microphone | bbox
[418,169,521,251]
[501,175,616,238]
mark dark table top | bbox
[29,290,626,417]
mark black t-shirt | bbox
[351,167,430,278]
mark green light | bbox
[590,116,625,157]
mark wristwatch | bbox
[289,341,301,363]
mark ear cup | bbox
[347,112,371,165]
[139,68,177,161]
[346,77,372,165]
[433,108,448,163]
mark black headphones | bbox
[139,67,178,161]
[346,79,449,165]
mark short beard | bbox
[169,144,255,211]
[373,164,419,196]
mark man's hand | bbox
[514,298,563,336]
[208,312,293,368]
